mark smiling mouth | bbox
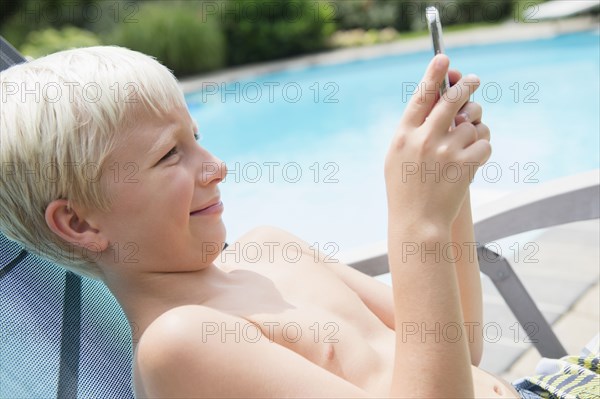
[190,201,223,216]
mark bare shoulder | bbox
[220,225,321,268]
[135,304,227,356]
[134,305,246,397]
[134,304,371,398]
[235,225,310,246]
[134,305,229,383]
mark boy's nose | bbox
[197,151,227,186]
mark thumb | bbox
[401,54,450,128]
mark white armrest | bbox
[474,169,599,244]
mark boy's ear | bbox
[45,199,108,251]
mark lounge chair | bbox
[1,36,134,398]
[1,37,598,398]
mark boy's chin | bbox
[204,222,227,250]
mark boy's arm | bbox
[448,98,489,366]
[326,192,484,367]
[328,141,486,369]
[325,261,395,329]
[452,190,484,366]
[384,52,490,397]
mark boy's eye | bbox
[159,147,177,162]
[194,132,201,141]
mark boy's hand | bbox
[449,69,491,171]
[384,54,491,229]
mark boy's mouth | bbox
[190,199,223,216]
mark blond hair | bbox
[0,46,187,280]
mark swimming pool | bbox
[186,30,599,253]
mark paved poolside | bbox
[485,219,599,376]
[179,16,600,376]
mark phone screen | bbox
[426,6,455,128]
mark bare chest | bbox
[211,261,520,398]
[210,260,394,392]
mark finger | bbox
[461,138,492,167]
[455,102,482,125]
[449,69,462,86]
[427,74,480,134]
[475,122,490,142]
[446,121,478,149]
[402,54,450,128]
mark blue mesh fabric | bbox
[1,239,65,396]
[0,232,134,398]
[0,233,23,269]
[78,278,134,397]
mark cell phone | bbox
[426,6,455,128]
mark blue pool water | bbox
[186,30,600,252]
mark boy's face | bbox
[89,105,227,273]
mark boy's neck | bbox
[102,263,232,342]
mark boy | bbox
[1,45,519,398]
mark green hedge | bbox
[332,0,516,32]
[20,26,102,59]
[1,0,536,78]
[109,1,226,77]
[333,0,400,31]
[0,0,103,49]
[222,0,336,66]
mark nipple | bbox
[493,384,503,396]
[325,343,335,361]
